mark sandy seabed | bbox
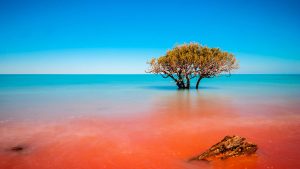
[0,95,300,169]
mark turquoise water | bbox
[1,74,300,169]
[0,74,299,120]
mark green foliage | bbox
[147,42,239,89]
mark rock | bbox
[9,145,26,152]
[190,135,257,161]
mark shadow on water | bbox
[143,85,219,91]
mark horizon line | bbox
[0,73,299,75]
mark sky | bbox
[0,0,299,74]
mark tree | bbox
[194,46,239,89]
[147,43,239,89]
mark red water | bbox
[0,94,300,169]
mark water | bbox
[0,74,300,169]
[1,74,299,120]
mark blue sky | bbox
[0,0,299,74]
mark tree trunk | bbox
[176,81,183,89]
[196,77,203,89]
[186,76,190,89]
[177,74,187,89]
[176,80,189,89]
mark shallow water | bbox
[0,74,300,169]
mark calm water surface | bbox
[0,75,299,169]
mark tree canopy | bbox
[147,43,239,89]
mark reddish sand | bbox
[0,95,300,169]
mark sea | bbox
[0,74,299,169]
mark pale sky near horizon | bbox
[0,0,299,74]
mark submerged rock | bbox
[9,145,26,152]
[190,135,257,161]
